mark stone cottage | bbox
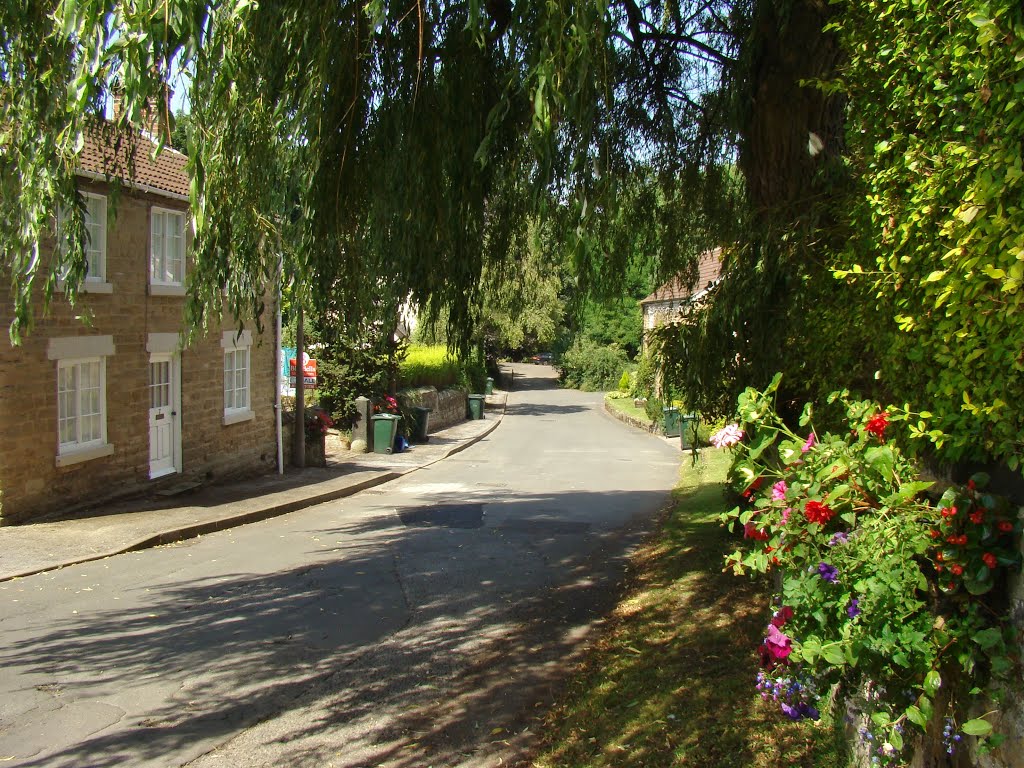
[0,126,277,523]
[639,247,723,350]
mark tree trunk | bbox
[739,0,845,228]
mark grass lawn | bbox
[530,449,846,768]
[604,395,654,426]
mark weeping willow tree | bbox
[1,0,743,350]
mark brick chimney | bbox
[109,79,173,142]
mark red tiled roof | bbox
[640,248,723,305]
[78,124,188,199]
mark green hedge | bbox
[398,345,461,389]
[398,344,487,392]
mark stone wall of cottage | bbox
[0,179,277,523]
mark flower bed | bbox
[713,374,1021,766]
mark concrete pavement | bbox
[0,392,507,583]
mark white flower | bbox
[710,423,745,448]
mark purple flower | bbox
[847,598,860,618]
[780,701,821,721]
[817,562,839,582]
[828,531,850,547]
[780,702,801,720]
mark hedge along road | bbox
[0,363,682,768]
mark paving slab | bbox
[0,392,507,582]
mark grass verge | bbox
[530,449,846,768]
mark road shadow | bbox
[0,488,690,768]
[504,401,590,417]
[504,364,561,392]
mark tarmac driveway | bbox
[0,364,681,768]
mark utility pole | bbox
[292,302,305,467]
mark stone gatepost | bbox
[350,396,371,453]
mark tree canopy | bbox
[1,0,738,348]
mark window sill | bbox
[56,442,115,468]
[149,284,187,297]
[223,409,255,426]
[56,280,114,294]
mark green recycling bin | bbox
[485,377,494,395]
[410,406,432,443]
[467,394,486,420]
[663,407,681,437]
[371,413,402,454]
[679,413,700,450]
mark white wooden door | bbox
[149,355,179,478]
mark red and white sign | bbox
[289,357,317,389]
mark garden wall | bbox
[398,387,467,433]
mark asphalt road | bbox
[0,364,681,768]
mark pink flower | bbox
[771,481,788,501]
[764,624,792,660]
[770,606,794,627]
[710,423,745,448]
[781,507,791,524]
[801,433,817,453]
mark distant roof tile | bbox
[640,248,723,305]
[78,124,188,199]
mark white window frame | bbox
[222,330,255,425]
[56,192,112,293]
[48,336,116,467]
[149,206,187,296]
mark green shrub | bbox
[618,369,631,392]
[631,352,656,399]
[644,396,664,425]
[557,339,630,391]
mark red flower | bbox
[804,500,835,524]
[967,479,977,491]
[744,522,770,541]
[929,529,941,539]
[936,552,944,562]
[958,535,968,545]
[935,564,944,572]
[983,553,998,569]
[770,606,794,628]
[946,535,958,544]
[865,411,889,439]
[941,506,958,518]
[950,564,964,576]
[970,510,984,524]
[998,521,1014,533]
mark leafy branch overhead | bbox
[0,0,738,347]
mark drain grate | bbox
[398,503,485,529]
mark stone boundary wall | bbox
[603,399,657,434]
[398,387,467,433]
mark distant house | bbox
[0,125,277,523]
[639,248,723,351]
